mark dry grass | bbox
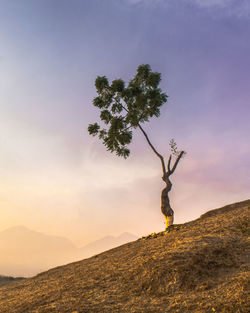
[0,200,249,313]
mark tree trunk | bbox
[137,124,184,231]
[161,175,174,230]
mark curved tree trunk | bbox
[161,175,174,230]
[137,124,184,231]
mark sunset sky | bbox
[0,0,249,246]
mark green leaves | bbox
[100,110,113,124]
[147,72,161,88]
[88,64,168,158]
[111,79,125,92]
[88,123,100,136]
[95,76,109,93]
[136,64,151,80]
[93,96,105,109]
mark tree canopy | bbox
[88,64,168,158]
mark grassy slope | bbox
[0,200,249,313]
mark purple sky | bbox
[0,0,249,245]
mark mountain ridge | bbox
[0,226,138,277]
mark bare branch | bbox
[138,123,166,176]
[169,151,185,175]
[167,155,172,172]
[121,104,129,113]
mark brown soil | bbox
[0,200,249,313]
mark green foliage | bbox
[88,123,100,136]
[88,64,168,158]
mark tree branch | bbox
[121,102,168,176]
[121,104,129,113]
[138,123,166,176]
[169,151,185,175]
[167,155,172,172]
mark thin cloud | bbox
[193,0,232,8]
[194,0,250,18]
[125,0,250,18]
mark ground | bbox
[0,200,249,313]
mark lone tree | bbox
[88,64,185,230]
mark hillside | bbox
[0,200,249,313]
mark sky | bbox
[0,0,249,246]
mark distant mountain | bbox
[0,275,25,287]
[79,232,138,259]
[0,226,138,277]
[0,226,77,277]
